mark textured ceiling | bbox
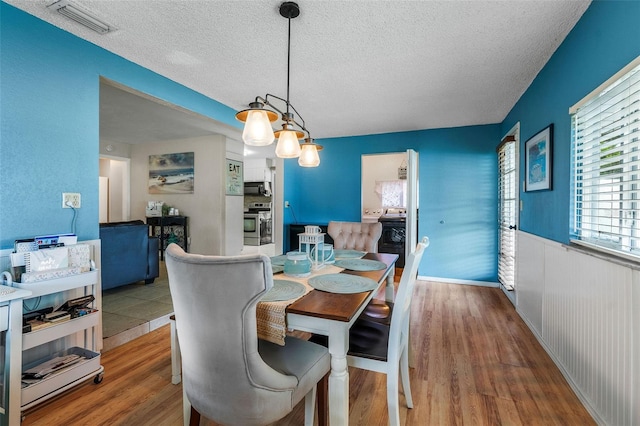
[7,0,591,145]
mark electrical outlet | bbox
[285,201,290,208]
[62,193,81,208]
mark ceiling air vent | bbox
[47,0,115,34]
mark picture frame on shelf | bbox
[525,124,553,192]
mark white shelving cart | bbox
[14,270,103,416]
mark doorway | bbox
[99,156,130,223]
[497,123,519,303]
[361,150,419,267]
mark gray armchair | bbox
[165,244,330,426]
[327,221,382,253]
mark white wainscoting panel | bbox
[517,231,637,425]
[515,233,545,335]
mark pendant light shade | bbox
[298,141,321,167]
[236,102,278,146]
[242,110,276,146]
[275,129,302,158]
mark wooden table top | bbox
[286,252,399,322]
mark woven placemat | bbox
[257,264,343,345]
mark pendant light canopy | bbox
[235,2,322,167]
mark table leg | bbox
[385,268,395,302]
[328,323,350,425]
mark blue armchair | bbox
[99,220,159,290]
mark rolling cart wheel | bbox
[94,373,104,384]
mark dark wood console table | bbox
[147,216,188,260]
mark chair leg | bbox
[387,368,401,426]
[183,387,193,426]
[304,384,317,426]
[189,406,201,426]
[316,373,329,426]
[400,346,413,409]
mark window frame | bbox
[570,55,640,261]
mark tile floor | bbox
[101,261,174,351]
[101,244,277,351]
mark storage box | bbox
[21,347,101,407]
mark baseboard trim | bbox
[418,275,499,288]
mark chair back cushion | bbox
[165,244,299,425]
[327,221,382,252]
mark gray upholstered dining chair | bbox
[327,221,383,253]
[164,244,330,426]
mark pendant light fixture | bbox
[299,138,322,167]
[235,2,323,166]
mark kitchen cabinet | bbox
[244,167,271,183]
[243,158,273,182]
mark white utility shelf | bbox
[21,347,102,409]
[22,311,99,350]
[14,270,98,297]
[10,267,103,417]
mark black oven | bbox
[378,209,407,267]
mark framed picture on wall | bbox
[226,159,243,196]
[525,124,553,191]
[148,152,195,194]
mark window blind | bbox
[498,138,516,289]
[571,57,640,258]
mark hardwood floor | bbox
[21,281,595,425]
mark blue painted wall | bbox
[0,2,240,247]
[283,125,501,282]
[502,0,640,243]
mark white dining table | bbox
[285,252,398,426]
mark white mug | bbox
[305,225,321,234]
